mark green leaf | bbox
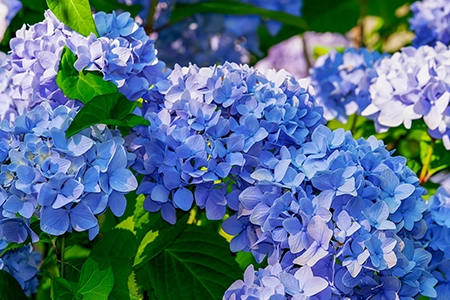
[65,92,148,137]
[76,257,114,299]
[148,226,242,300]
[52,277,76,300]
[0,270,28,300]
[133,212,189,268]
[302,0,359,34]
[46,0,99,37]
[21,0,48,12]
[108,259,140,300]
[56,47,118,104]
[90,0,142,17]
[170,0,307,31]
[420,135,450,176]
[89,229,140,300]
[91,229,137,260]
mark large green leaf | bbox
[66,92,149,137]
[77,258,114,300]
[90,229,140,300]
[56,47,118,104]
[0,270,28,300]
[46,0,99,37]
[90,0,142,17]
[170,0,307,31]
[52,277,76,300]
[148,226,242,300]
[133,212,189,268]
[302,0,359,34]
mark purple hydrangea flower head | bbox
[409,0,450,47]
[0,244,41,296]
[255,32,350,79]
[129,63,325,224]
[310,47,385,123]
[0,102,137,240]
[0,0,22,42]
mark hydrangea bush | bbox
[1,0,450,299]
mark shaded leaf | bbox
[171,0,307,30]
[148,226,242,300]
[133,212,189,268]
[0,270,28,300]
[76,257,114,299]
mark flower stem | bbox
[420,138,435,185]
[60,235,65,278]
[349,114,358,135]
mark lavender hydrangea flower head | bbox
[128,63,325,224]
[310,48,385,123]
[8,10,164,116]
[222,124,434,298]
[363,42,450,144]
[0,244,41,296]
[0,0,22,42]
[0,102,137,241]
[255,32,350,79]
[409,0,450,47]
[0,52,13,119]
[223,263,328,300]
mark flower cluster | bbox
[0,102,137,242]
[0,244,41,296]
[222,125,435,299]
[0,0,22,42]
[363,43,450,148]
[224,263,328,299]
[409,0,450,47]
[255,32,350,79]
[128,63,325,224]
[0,52,12,119]
[144,0,303,67]
[310,48,384,123]
[8,10,163,116]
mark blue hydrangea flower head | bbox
[410,0,450,47]
[129,63,324,224]
[0,244,41,296]
[222,124,433,299]
[310,47,385,123]
[0,102,137,241]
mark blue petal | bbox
[110,168,138,192]
[173,187,193,211]
[41,207,70,236]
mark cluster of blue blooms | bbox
[140,0,303,67]
[409,0,450,47]
[8,10,164,116]
[0,52,12,119]
[128,63,325,224]
[0,243,40,296]
[309,48,384,123]
[0,102,137,241]
[223,125,436,299]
